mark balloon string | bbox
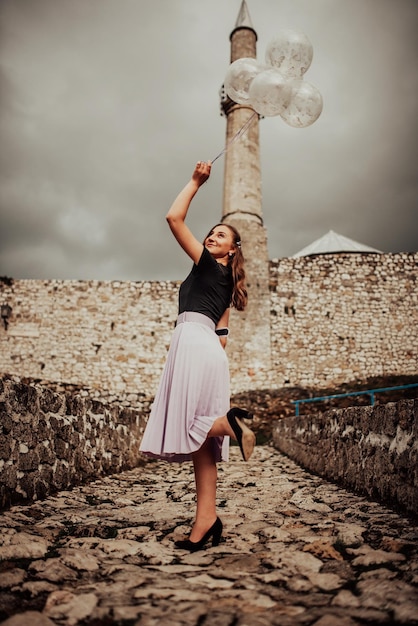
[211,111,258,164]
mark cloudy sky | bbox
[1,0,417,281]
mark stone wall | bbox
[0,278,178,400]
[0,252,417,397]
[269,252,418,388]
[272,398,418,518]
[0,376,149,509]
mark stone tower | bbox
[221,0,271,390]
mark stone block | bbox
[0,435,12,460]
[0,465,17,489]
[19,472,36,500]
[53,463,70,489]
[397,398,416,430]
[39,387,65,414]
[8,382,40,415]
[65,395,86,417]
[37,419,51,439]
[18,449,40,471]
[0,407,13,434]
[38,443,55,465]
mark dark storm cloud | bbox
[0,0,417,281]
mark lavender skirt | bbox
[139,312,230,463]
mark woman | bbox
[140,160,255,551]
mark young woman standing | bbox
[140,160,255,551]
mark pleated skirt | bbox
[139,312,230,463]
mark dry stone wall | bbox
[272,398,418,518]
[0,279,178,400]
[0,376,149,509]
[0,252,417,398]
[269,252,417,389]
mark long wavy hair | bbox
[204,223,248,311]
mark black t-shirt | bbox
[178,247,233,325]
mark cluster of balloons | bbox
[224,29,323,128]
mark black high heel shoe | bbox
[175,517,223,552]
[229,406,254,420]
[227,407,256,461]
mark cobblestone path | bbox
[0,446,417,626]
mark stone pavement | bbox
[0,445,417,626]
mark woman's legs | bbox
[190,439,218,542]
[189,412,254,541]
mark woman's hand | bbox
[192,161,211,188]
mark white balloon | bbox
[280,80,323,128]
[266,30,313,79]
[224,57,263,105]
[248,68,292,117]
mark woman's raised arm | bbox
[166,161,211,264]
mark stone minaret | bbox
[221,0,271,391]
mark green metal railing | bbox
[292,383,418,416]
